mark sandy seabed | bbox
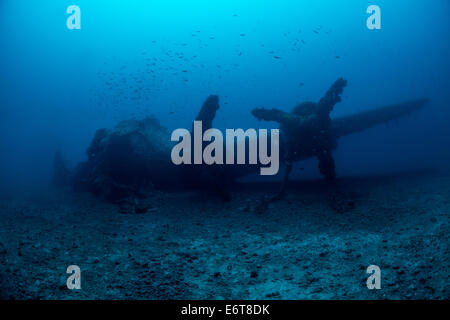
[0,171,448,300]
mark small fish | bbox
[273,56,281,59]
[335,56,340,59]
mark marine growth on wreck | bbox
[70,78,428,202]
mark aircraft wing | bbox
[332,98,428,138]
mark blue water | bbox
[1,0,449,188]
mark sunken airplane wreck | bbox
[67,78,428,201]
